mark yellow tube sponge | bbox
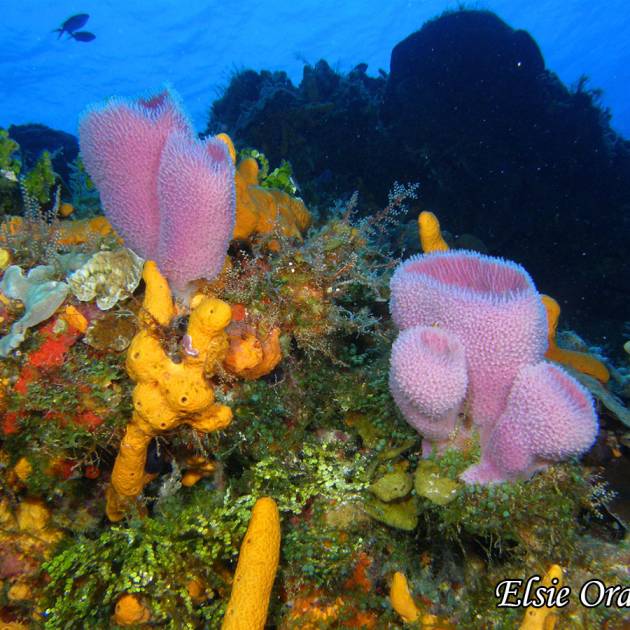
[222,497,281,630]
[215,133,311,242]
[106,262,232,521]
[109,423,154,498]
[418,211,449,253]
[141,260,174,326]
[186,297,232,366]
[542,295,609,383]
[519,565,564,630]
[390,571,453,628]
[390,572,420,623]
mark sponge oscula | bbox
[106,261,232,521]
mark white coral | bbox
[67,248,143,310]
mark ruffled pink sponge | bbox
[79,89,235,296]
[389,250,598,483]
[390,326,468,451]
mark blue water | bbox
[1,0,629,136]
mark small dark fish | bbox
[70,31,96,42]
[53,13,89,39]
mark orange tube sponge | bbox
[222,497,281,630]
[519,565,563,630]
[181,456,216,487]
[418,211,449,253]
[542,295,609,383]
[216,134,311,242]
[106,261,232,521]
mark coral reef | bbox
[0,79,628,630]
[210,10,630,351]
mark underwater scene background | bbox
[0,1,629,629]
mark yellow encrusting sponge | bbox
[518,565,564,630]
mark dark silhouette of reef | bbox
[207,62,397,208]
[0,124,80,218]
[8,123,79,184]
[207,9,630,350]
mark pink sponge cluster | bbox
[390,326,467,448]
[79,89,235,296]
[389,250,598,484]
[461,362,598,484]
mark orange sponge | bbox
[418,211,449,253]
[542,295,609,383]
[216,134,311,242]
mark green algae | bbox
[238,148,298,195]
[1,185,627,630]
[22,150,56,205]
[0,128,20,177]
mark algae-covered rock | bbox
[85,311,138,352]
[324,501,370,530]
[369,471,413,502]
[67,248,143,310]
[365,496,418,531]
[0,264,68,356]
[414,460,459,506]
